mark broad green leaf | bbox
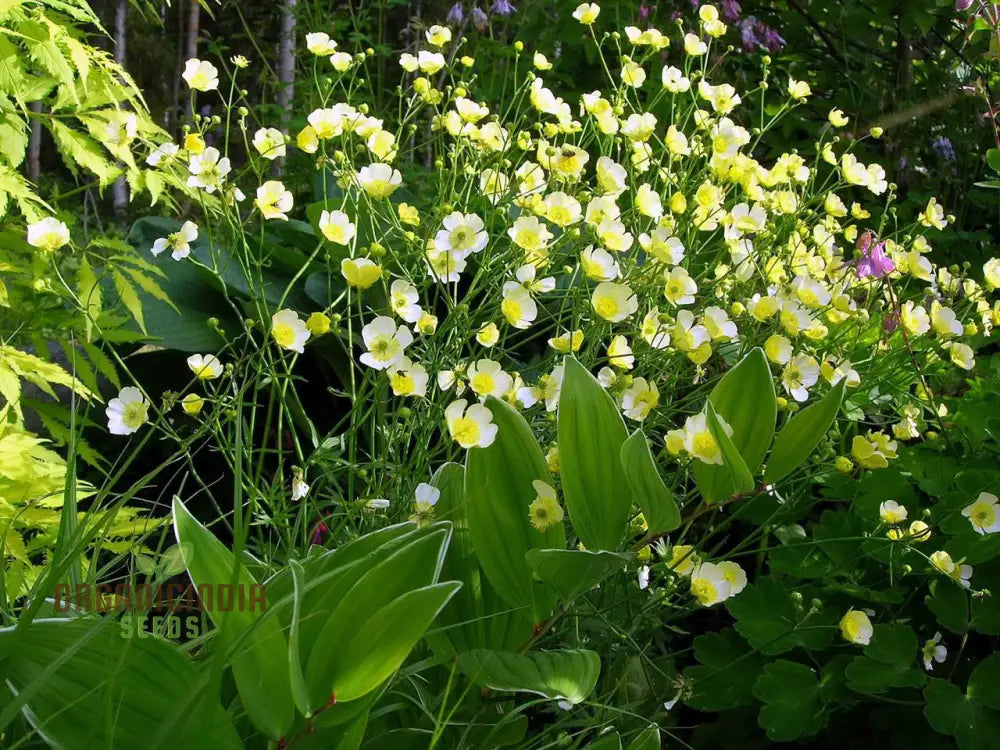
[752,660,825,742]
[969,653,1000,710]
[458,649,601,705]
[845,624,925,694]
[558,357,632,550]
[287,559,311,716]
[466,396,563,622]
[525,549,627,601]
[304,529,450,705]
[620,431,680,534]
[764,381,846,484]
[683,628,766,711]
[706,401,754,498]
[924,675,1000,750]
[927,579,969,634]
[588,733,622,750]
[726,577,836,655]
[0,617,239,750]
[327,582,461,702]
[693,348,776,501]
[429,462,531,655]
[988,148,1000,173]
[172,496,294,739]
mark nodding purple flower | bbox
[446,2,464,24]
[310,521,329,546]
[760,24,786,53]
[857,235,895,280]
[491,0,516,16]
[720,0,742,22]
[638,3,653,21]
[739,18,761,49]
[472,4,488,31]
[932,136,956,161]
[956,0,975,11]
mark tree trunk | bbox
[275,0,297,176]
[111,0,128,215]
[27,101,41,184]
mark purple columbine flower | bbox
[760,24,786,53]
[720,0,742,22]
[638,3,653,21]
[956,0,975,11]
[472,4,488,31]
[739,18,761,50]
[491,0,516,15]
[856,233,895,279]
[932,136,956,161]
[446,2,464,24]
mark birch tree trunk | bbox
[111,0,128,215]
[27,101,41,184]
[275,0,297,176]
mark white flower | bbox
[187,147,231,193]
[622,377,659,421]
[467,359,513,400]
[26,218,70,252]
[182,58,219,91]
[661,65,691,93]
[186,353,223,380]
[360,316,413,370]
[318,210,356,245]
[435,212,488,256]
[962,492,1000,535]
[146,142,179,166]
[106,386,149,435]
[445,399,498,449]
[357,163,402,198]
[515,264,555,294]
[306,32,338,56]
[879,500,908,525]
[840,610,874,645]
[255,180,293,220]
[922,632,948,671]
[291,467,310,501]
[591,282,637,322]
[389,280,423,323]
[580,246,620,282]
[252,127,287,160]
[682,412,733,465]
[501,282,538,329]
[387,357,429,397]
[151,221,198,260]
[414,482,440,514]
[272,309,311,353]
[781,354,820,402]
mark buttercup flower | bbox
[182,58,219,91]
[27,218,70,253]
[962,492,1000,534]
[272,309,311,353]
[878,500,907,525]
[528,480,564,531]
[388,357,429,397]
[573,3,600,24]
[468,359,514,400]
[151,221,198,260]
[319,210,357,245]
[622,378,659,421]
[852,431,898,469]
[187,147,231,193]
[357,163,402,198]
[360,316,413,370]
[929,550,973,588]
[445,399,498,449]
[840,610,873,645]
[187,354,223,380]
[255,181,293,220]
[922,632,947,671]
[252,128,286,160]
[306,32,338,56]
[106,387,149,435]
[180,393,204,416]
[592,282,638,322]
[341,257,382,289]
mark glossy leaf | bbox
[327,582,461,702]
[457,648,601,705]
[626,726,660,750]
[707,402,755,498]
[466,396,563,622]
[694,348,776,501]
[0,617,239,750]
[764,381,846,484]
[620,431,680,533]
[558,357,632,550]
[172,496,294,740]
[525,549,627,602]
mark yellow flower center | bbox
[273,323,296,348]
[692,432,719,460]
[122,401,148,430]
[451,417,480,446]
[595,297,619,319]
[471,373,496,395]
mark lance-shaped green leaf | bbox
[466,397,564,622]
[764,381,846,484]
[458,649,601,705]
[326,581,461,702]
[304,528,450,706]
[172,496,293,740]
[0,617,239,750]
[694,348,776,501]
[707,402,754,498]
[626,726,660,750]
[525,549,628,602]
[621,431,680,533]
[558,357,632,550]
[429,463,531,655]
